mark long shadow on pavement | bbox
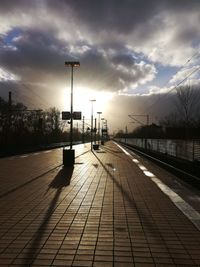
[102,145,124,154]
[48,167,73,189]
[100,146,131,163]
[23,166,73,266]
[92,151,135,207]
[92,151,165,240]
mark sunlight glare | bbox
[62,86,114,119]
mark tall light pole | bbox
[104,119,108,140]
[82,115,85,143]
[101,117,104,145]
[90,99,96,150]
[97,111,102,145]
[65,61,80,149]
[64,61,80,166]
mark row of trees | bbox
[116,85,200,139]
[160,85,200,128]
[0,97,87,155]
[159,85,200,138]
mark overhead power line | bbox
[143,49,200,114]
[0,65,52,109]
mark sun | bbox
[61,86,114,119]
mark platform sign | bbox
[62,111,71,120]
[73,111,82,120]
[62,111,82,120]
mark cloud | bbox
[106,92,178,131]
[1,1,199,68]
[170,66,200,85]
[62,0,162,34]
[0,0,200,131]
[53,0,200,67]
[0,67,18,81]
[0,26,156,94]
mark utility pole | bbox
[82,116,85,143]
[128,114,149,126]
[125,125,127,143]
[90,99,96,150]
[147,115,149,126]
[9,91,12,107]
[128,114,150,149]
[94,118,97,144]
[8,91,12,143]
[97,111,102,145]
[8,91,12,122]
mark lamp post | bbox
[101,117,104,145]
[63,61,80,166]
[90,99,96,151]
[97,112,102,145]
[104,119,108,141]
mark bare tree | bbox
[159,112,179,127]
[175,85,200,126]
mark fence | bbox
[116,138,200,162]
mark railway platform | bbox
[0,141,200,266]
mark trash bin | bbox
[93,144,99,150]
[63,149,75,166]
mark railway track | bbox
[119,142,200,189]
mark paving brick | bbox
[95,255,113,262]
[93,262,113,267]
[32,258,54,265]
[55,254,74,260]
[134,256,154,263]
[134,264,155,267]
[77,249,95,255]
[74,254,94,261]
[52,259,73,266]
[72,260,93,266]
[0,141,200,266]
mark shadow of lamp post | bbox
[63,61,80,166]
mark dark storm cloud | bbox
[0,0,34,11]
[77,48,156,92]
[47,0,200,66]
[0,0,199,96]
[1,0,200,21]
[1,0,200,47]
[57,0,162,33]
[0,0,199,131]
[110,53,135,67]
[0,29,71,81]
[0,26,156,93]
[0,28,107,86]
[50,0,200,34]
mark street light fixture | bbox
[63,61,80,166]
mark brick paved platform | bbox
[0,141,200,266]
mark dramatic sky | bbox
[0,0,200,132]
